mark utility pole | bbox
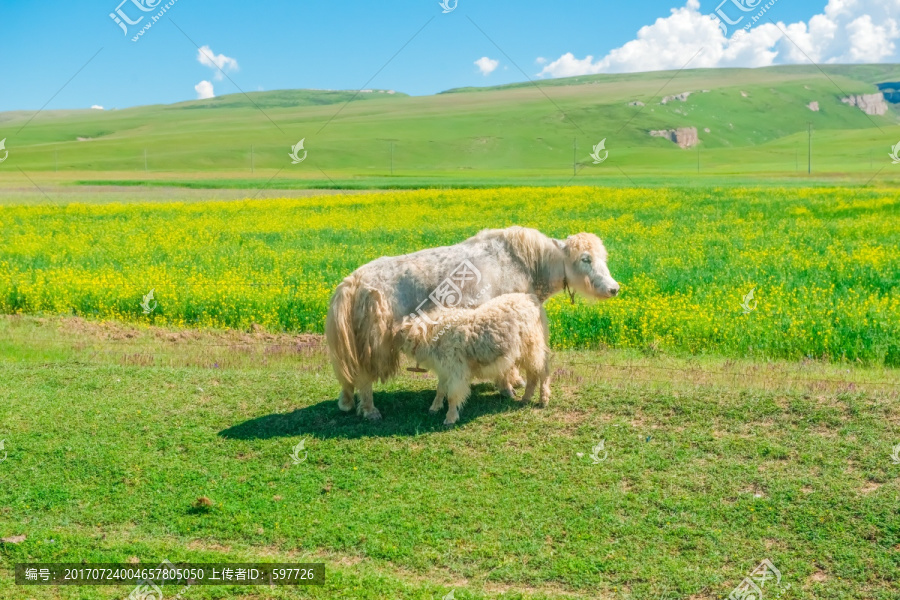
[807,122,812,175]
[377,139,399,176]
[573,138,576,176]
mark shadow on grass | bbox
[219,383,528,440]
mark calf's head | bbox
[557,233,619,300]
[394,316,430,357]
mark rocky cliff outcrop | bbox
[841,93,888,115]
[650,127,699,149]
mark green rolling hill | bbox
[1,64,900,186]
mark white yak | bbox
[395,293,551,426]
[325,226,619,420]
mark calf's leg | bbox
[496,372,516,399]
[338,382,355,412]
[521,377,538,403]
[430,379,447,413]
[444,377,471,426]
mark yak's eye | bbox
[581,256,592,264]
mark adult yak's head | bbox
[558,233,620,300]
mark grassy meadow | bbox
[1,186,898,365]
[0,315,899,600]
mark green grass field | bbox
[1,315,899,600]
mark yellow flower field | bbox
[1,187,898,364]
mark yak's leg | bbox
[537,355,552,408]
[355,376,382,421]
[430,378,447,414]
[523,344,550,407]
[535,342,552,407]
[539,376,552,407]
[337,382,355,412]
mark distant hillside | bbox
[169,88,408,110]
[1,64,898,182]
[440,64,900,94]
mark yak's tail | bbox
[356,284,398,383]
[326,275,399,387]
[326,275,361,386]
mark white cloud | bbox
[475,56,500,76]
[90,105,104,110]
[538,0,900,77]
[195,80,215,100]
[197,45,239,81]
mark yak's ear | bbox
[553,238,566,252]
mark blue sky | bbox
[0,0,881,111]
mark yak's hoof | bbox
[429,407,441,414]
[363,408,383,421]
[514,377,527,389]
[443,420,457,427]
[499,386,516,399]
[338,396,355,412]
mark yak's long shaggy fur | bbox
[396,293,551,425]
[325,226,618,420]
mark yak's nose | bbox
[609,285,620,297]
